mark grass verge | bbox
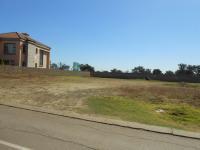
[80,96,200,131]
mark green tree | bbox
[145,69,152,75]
[176,64,195,76]
[57,62,70,70]
[186,65,194,76]
[110,68,123,73]
[176,64,187,76]
[153,69,162,76]
[51,63,58,69]
[132,66,145,74]
[80,64,95,72]
[165,70,174,76]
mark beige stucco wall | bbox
[27,43,36,68]
[27,43,50,68]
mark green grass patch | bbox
[82,96,200,131]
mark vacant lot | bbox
[0,73,200,131]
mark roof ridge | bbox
[0,32,18,35]
[16,32,21,39]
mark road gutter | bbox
[0,102,199,140]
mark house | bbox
[0,32,50,69]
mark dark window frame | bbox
[4,43,17,55]
[39,50,44,66]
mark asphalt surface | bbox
[0,105,199,150]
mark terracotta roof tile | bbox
[0,32,19,38]
[0,32,50,49]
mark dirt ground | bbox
[0,73,200,111]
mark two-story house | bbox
[0,32,50,69]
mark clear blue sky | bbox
[1,0,200,72]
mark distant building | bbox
[0,32,50,69]
[73,62,80,71]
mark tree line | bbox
[51,63,200,77]
[97,64,200,77]
[51,63,95,72]
[51,62,70,70]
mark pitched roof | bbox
[0,32,19,39]
[0,32,50,49]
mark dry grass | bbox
[0,73,200,109]
[117,85,200,107]
[0,73,122,110]
[0,72,200,131]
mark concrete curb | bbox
[0,102,200,140]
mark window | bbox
[35,63,37,68]
[36,48,38,54]
[39,50,44,66]
[4,43,16,55]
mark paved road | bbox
[0,105,199,150]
